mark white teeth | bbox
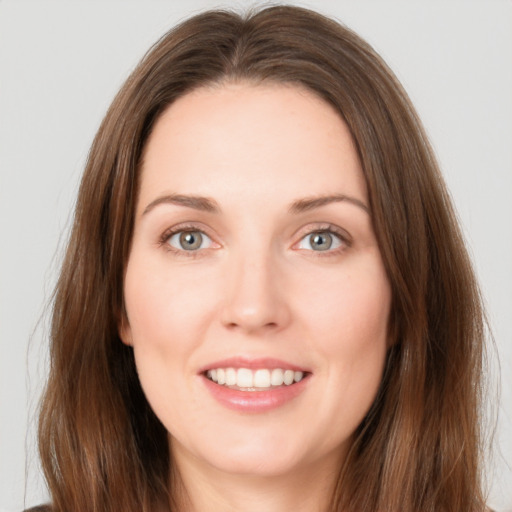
[206,367,306,389]
[225,368,237,386]
[283,370,294,385]
[254,369,270,388]
[271,368,284,386]
[237,368,253,387]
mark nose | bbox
[220,249,291,334]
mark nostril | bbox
[224,320,279,331]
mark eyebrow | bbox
[142,192,369,216]
[142,194,220,215]
[288,194,369,214]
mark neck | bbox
[168,448,342,512]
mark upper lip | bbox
[198,357,310,374]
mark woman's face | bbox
[120,83,391,479]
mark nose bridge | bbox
[221,241,289,333]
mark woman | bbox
[33,5,489,511]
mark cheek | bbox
[315,284,389,390]
[295,254,391,428]
[123,255,216,350]
[297,254,391,354]
[122,257,209,419]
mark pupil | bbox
[311,232,332,251]
[180,231,202,250]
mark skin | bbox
[120,83,392,512]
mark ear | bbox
[117,310,133,346]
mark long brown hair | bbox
[38,5,488,511]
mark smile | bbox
[201,359,311,412]
[206,367,305,390]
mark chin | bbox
[211,451,306,478]
[171,428,315,478]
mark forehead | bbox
[138,82,367,211]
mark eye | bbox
[167,230,213,251]
[297,230,344,252]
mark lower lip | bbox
[202,374,309,413]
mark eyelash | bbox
[294,224,352,257]
[158,223,216,258]
[158,223,351,258]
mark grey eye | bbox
[309,232,332,251]
[298,231,342,252]
[168,231,212,251]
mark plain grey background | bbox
[1,1,511,511]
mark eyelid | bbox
[157,221,351,256]
[168,230,213,251]
[159,222,221,253]
[291,223,352,253]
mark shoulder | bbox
[23,506,52,512]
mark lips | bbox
[200,357,310,412]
